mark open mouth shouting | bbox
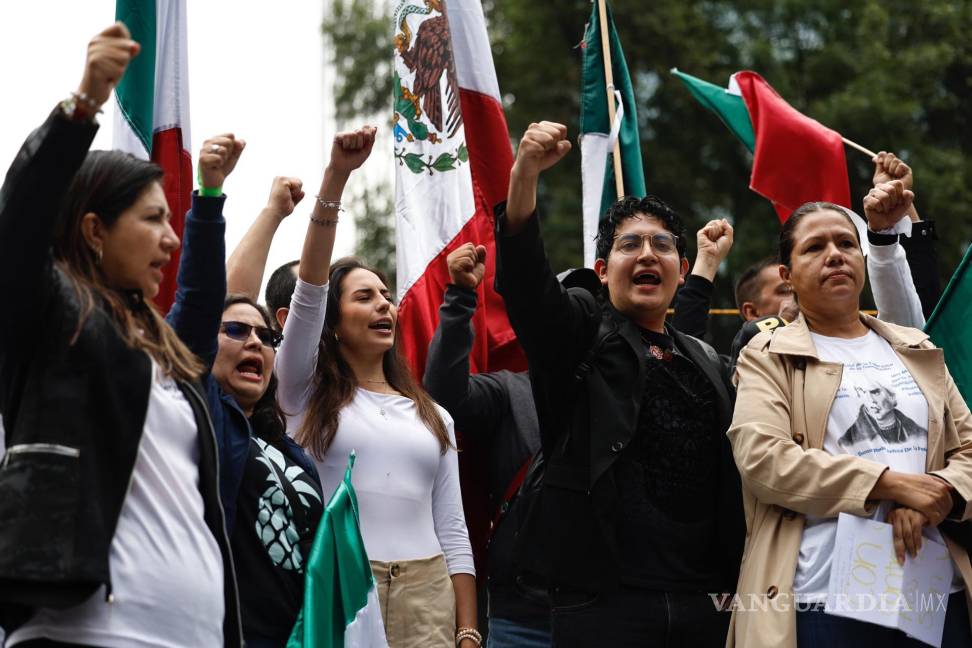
[236,355,265,383]
[369,317,394,335]
[633,270,662,287]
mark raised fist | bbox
[447,243,487,290]
[78,22,141,107]
[265,176,305,219]
[329,126,377,176]
[512,121,572,180]
[872,152,913,192]
[198,134,246,190]
[863,180,914,232]
[696,219,734,265]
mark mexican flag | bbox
[114,0,192,311]
[673,69,851,222]
[580,0,645,267]
[926,245,972,408]
[392,0,525,378]
[287,453,388,648]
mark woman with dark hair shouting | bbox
[275,128,479,648]
[164,137,324,647]
[727,185,972,648]
[0,23,240,647]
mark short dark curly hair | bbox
[594,195,687,261]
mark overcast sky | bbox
[0,1,387,301]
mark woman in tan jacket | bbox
[727,190,972,647]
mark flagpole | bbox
[597,0,625,199]
[841,136,877,159]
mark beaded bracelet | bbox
[455,627,482,646]
[315,195,344,211]
[309,213,339,227]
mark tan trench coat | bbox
[726,313,972,648]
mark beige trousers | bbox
[371,553,456,647]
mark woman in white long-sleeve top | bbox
[274,127,479,648]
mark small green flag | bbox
[671,68,755,153]
[926,245,972,407]
[288,453,388,647]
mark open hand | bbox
[874,471,953,527]
[199,134,246,190]
[79,22,141,107]
[863,180,914,232]
[265,176,304,220]
[329,126,377,176]
[447,243,487,290]
[512,121,572,180]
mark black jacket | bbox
[494,205,745,595]
[424,284,547,624]
[0,110,242,645]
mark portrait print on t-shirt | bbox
[837,375,927,451]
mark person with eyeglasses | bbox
[494,121,745,647]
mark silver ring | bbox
[210,144,221,153]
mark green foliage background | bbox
[324,0,972,345]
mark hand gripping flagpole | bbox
[597,0,625,199]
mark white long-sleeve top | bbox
[868,238,925,329]
[276,278,475,576]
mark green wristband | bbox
[197,166,222,197]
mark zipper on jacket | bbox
[3,443,80,467]
[182,381,244,645]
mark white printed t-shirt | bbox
[793,329,961,602]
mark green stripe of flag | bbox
[580,0,645,217]
[671,69,755,153]
[926,245,972,407]
[115,0,157,153]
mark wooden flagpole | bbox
[841,136,878,159]
[597,0,625,199]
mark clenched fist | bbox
[512,121,572,180]
[447,243,487,290]
[265,177,305,220]
[863,180,914,232]
[198,134,246,190]
[78,22,141,107]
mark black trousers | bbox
[551,587,730,648]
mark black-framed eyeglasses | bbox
[613,232,679,256]
[220,321,283,349]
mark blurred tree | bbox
[325,0,972,348]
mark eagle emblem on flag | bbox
[393,0,468,175]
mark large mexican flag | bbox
[926,246,972,408]
[114,0,192,311]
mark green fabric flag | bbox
[926,245,972,407]
[288,453,388,647]
[579,0,645,266]
[671,68,755,153]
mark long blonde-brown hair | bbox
[55,150,203,382]
[296,257,450,459]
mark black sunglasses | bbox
[220,321,283,349]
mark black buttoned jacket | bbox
[494,205,745,595]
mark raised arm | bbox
[275,126,376,413]
[0,24,136,341]
[166,134,244,366]
[225,176,304,300]
[496,122,598,376]
[672,218,733,338]
[424,244,509,434]
[862,177,924,328]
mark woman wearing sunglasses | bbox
[275,126,478,648]
[0,24,241,647]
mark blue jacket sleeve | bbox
[166,192,228,370]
